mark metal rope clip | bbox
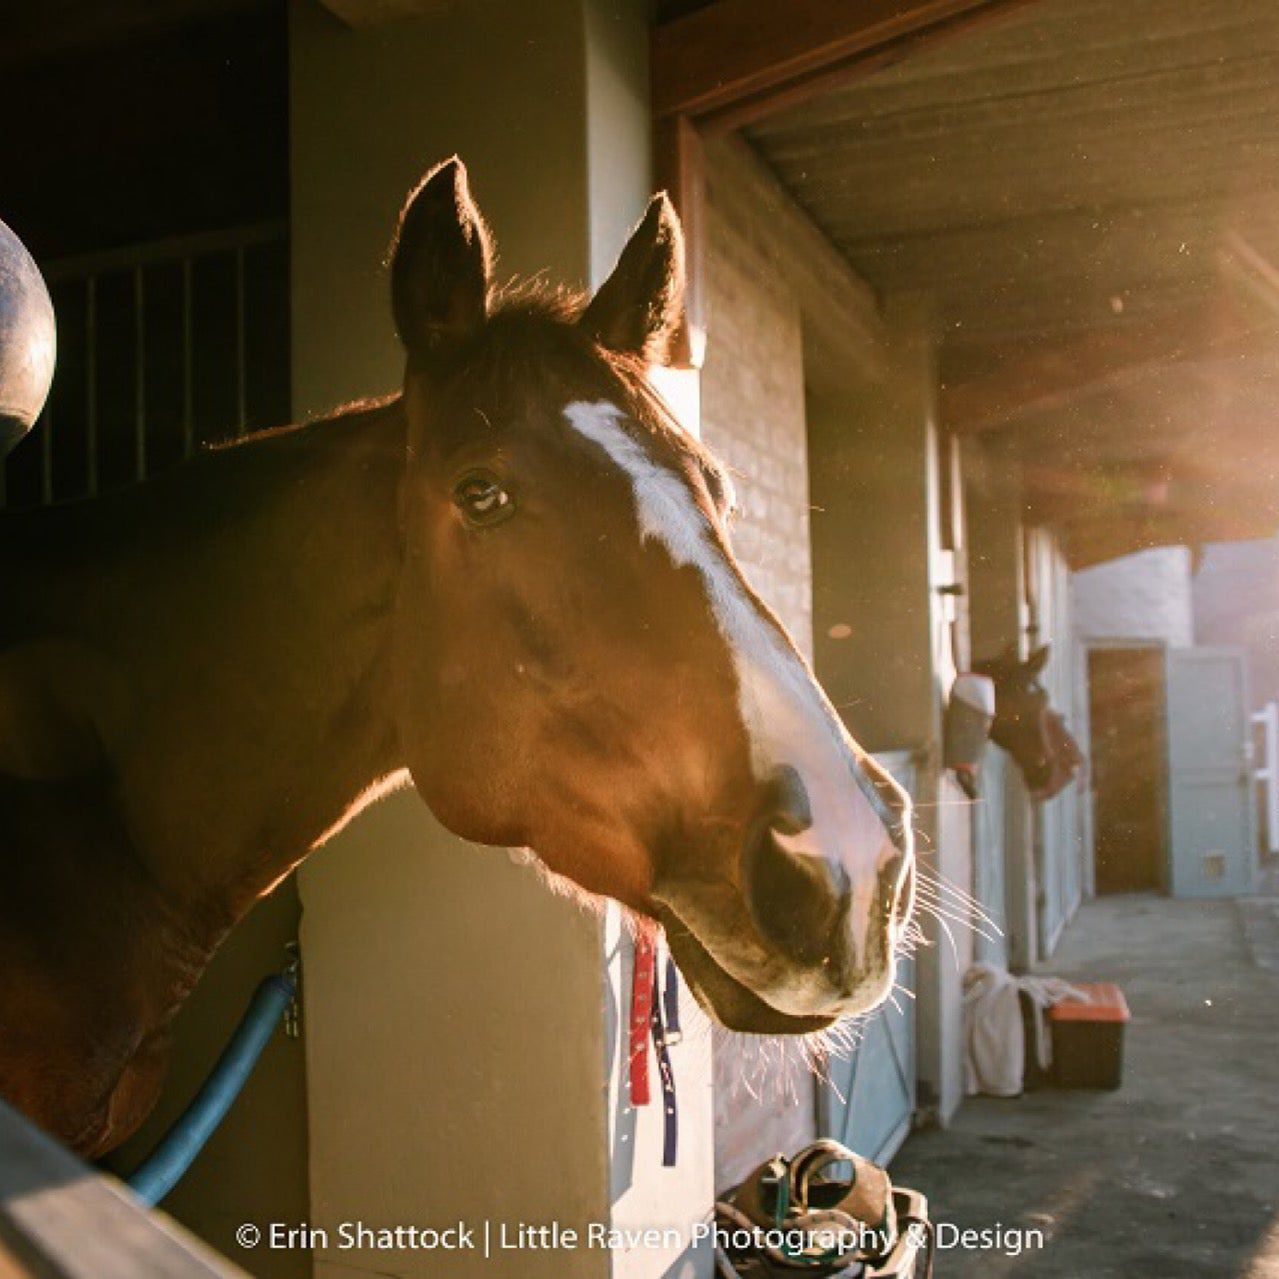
[283,941,302,1039]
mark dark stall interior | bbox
[1089,646,1169,894]
[1,1,290,508]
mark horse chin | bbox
[660,909,837,1035]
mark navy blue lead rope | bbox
[662,955,681,1040]
[128,967,297,1206]
[650,956,680,1167]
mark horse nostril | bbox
[742,818,847,968]
[766,764,812,836]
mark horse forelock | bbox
[406,278,735,521]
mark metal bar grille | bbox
[41,222,286,285]
[234,245,247,437]
[85,275,97,498]
[182,257,195,460]
[2,220,287,510]
[134,265,147,482]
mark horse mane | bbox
[212,391,403,449]
[0,395,405,575]
[489,275,585,324]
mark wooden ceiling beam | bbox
[1218,230,1279,320]
[651,0,1038,132]
[940,297,1259,434]
[749,12,1279,136]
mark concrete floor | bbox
[891,894,1279,1279]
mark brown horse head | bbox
[385,159,912,1034]
[974,643,1081,797]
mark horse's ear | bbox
[390,157,493,359]
[580,193,685,364]
[1027,644,1051,675]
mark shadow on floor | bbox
[890,894,1279,1278]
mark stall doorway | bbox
[1088,646,1168,893]
[3,8,307,1269]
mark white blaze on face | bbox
[564,401,899,963]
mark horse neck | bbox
[82,398,408,931]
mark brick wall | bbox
[1072,546,1195,646]
[700,144,819,1193]
[700,164,813,657]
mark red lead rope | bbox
[627,923,681,1166]
[628,926,657,1105]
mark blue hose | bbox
[128,970,297,1206]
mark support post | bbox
[291,3,713,1275]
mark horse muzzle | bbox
[654,764,913,1031]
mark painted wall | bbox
[291,3,712,1278]
[809,300,965,1121]
[1194,536,1279,707]
[962,444,1021,969]
[107,892,309,1279]
[1026,529,1089,957]
[808,313,938,760]
[1073,546,1195,647]
[965,448,1089,970]
[605,909,714,1279]
[963,444,1034,969]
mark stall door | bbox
[1167,648,1257,897]
[821,752,916,1165]
[820,957,915,1165]
[972,749,1009,968]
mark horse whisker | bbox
[912,883,1002,935]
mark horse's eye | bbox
[453,471,515,527]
